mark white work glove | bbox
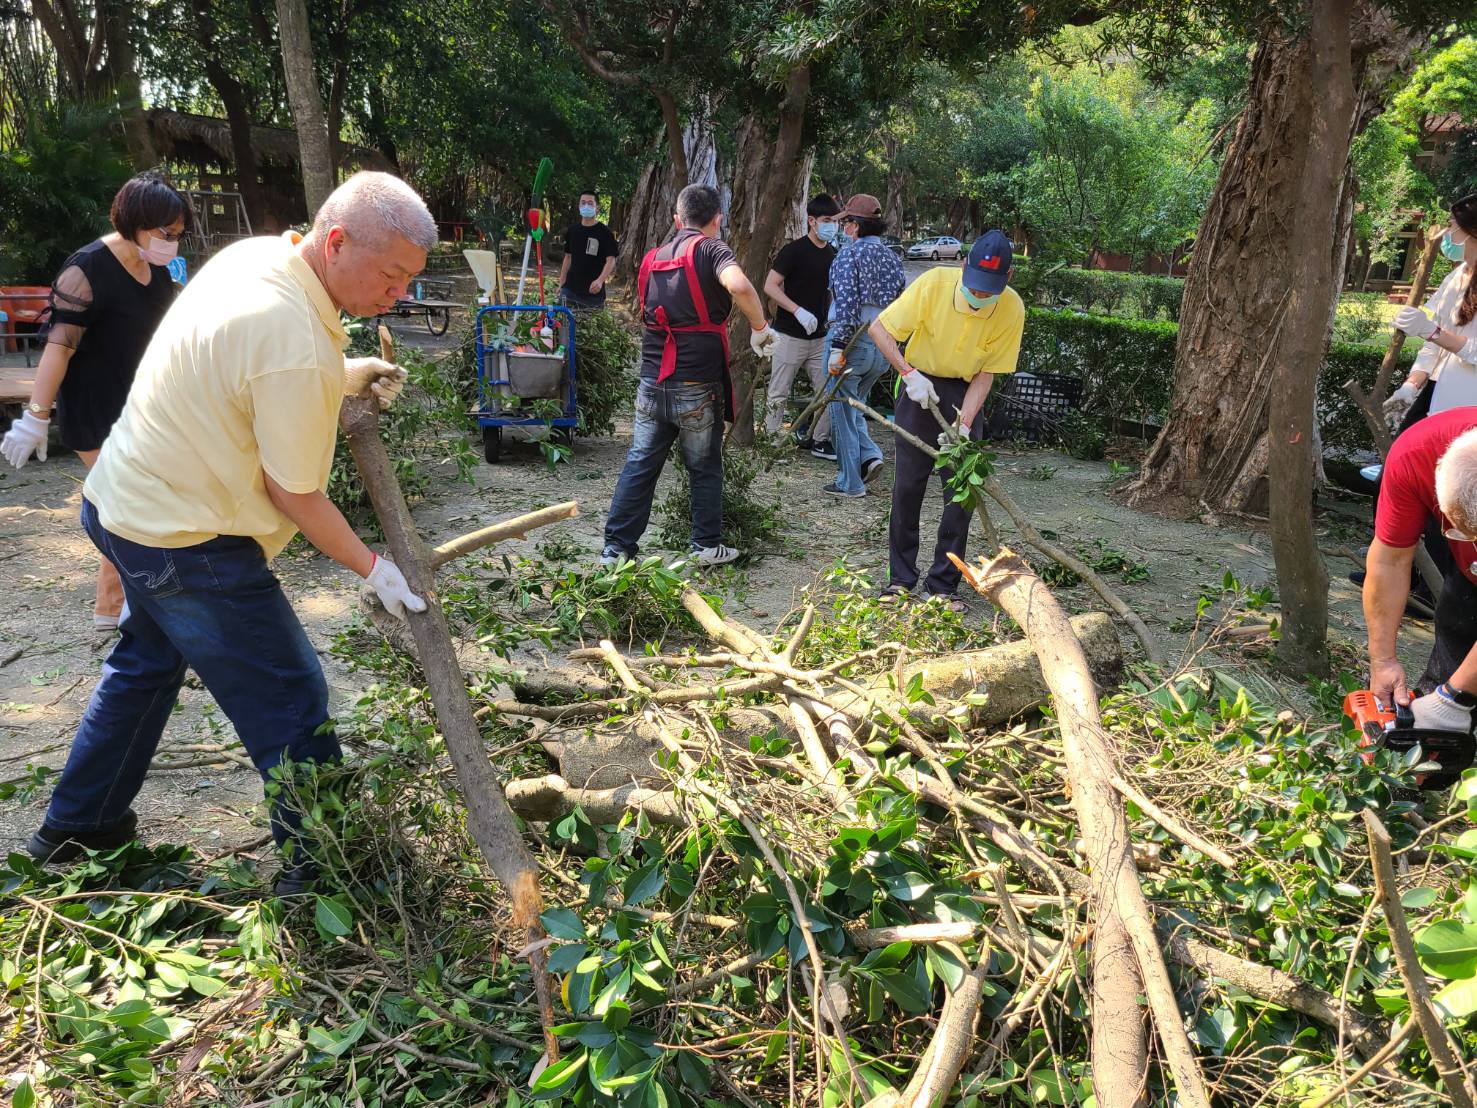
[1,411,50,469]
[827,347,845,376]
[343,357,408,410]
[901,369,939,407]
[1410,684,1476,733]
[1382,381,1418,415]
[1382,382,1418,431]
[749,325,778,359]
[1395,306,1438,340]
[792,307,818,336]
[364,554,427,620]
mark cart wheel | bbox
[482,425,502,463]
[556,426,575,447]
[427,307,451,336]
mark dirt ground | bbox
[0,311,1428,868]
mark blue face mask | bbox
[816,221,839,244]
[1443,231,1470,262]
[960,286,999,310]
[579,204,597,219]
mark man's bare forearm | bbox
[265,475,374,577]
[1364,540,1414,662]
[764,271,799,316]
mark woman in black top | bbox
[0,172,189,630]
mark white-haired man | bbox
[25,172,433,893]
[1367,407,1477,731]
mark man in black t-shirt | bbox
[558,189,619,309]
[762,194,841,453]
[601,185,776,568]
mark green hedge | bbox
[1014,263,1186,322]
[1019,308,1413,452]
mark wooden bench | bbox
[0,363,37,410]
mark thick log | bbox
[954,549,1210,1108]
[870,612,1121,730]
[505,774,688,826]
[339,345,555,1061]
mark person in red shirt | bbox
[1368,407,1477,731]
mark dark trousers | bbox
[44,498,341,851]
[604,379,724,555]
[1421,564,1477,694]
[889,372,985,596]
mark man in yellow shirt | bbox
[26,172,434,895]
[869,230,1024,604]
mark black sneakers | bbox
[27,810,139,864]
[810,440,838,461]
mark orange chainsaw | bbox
[1342,689,1475,790]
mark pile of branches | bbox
[468,553,1443,1107]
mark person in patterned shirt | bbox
[822,194,905,497]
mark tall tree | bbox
[29,0,156,166]
[275,0,335,214]
[188,0,270,226]
[1121,2,1437,671]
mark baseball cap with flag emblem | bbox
[962,230,1014,295]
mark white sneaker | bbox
[691,544,740,567]
[598,549,624,569]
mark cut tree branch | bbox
[1362,809,1476,1108]
[954,549,1208,1108]
[340,329,555,1062]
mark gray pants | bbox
[764,332,831,441]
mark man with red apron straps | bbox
[601,184,777,567]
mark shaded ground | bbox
[0,274,1426,867]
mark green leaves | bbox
[541,907,587,942]
[1417,920,1477,980]
[313,895,353,938]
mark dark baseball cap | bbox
[962,230,1013,294]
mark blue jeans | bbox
[827,335,888,494]
[44,499,341,851]
[604,379,724,554]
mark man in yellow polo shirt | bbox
[869,230,1024,604]
[26,172,433,895]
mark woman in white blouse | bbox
[1385,193,1477,424]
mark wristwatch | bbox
[1438,683,1477,708]
[25,401,51,419]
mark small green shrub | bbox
[0,102,130,283]
[655,447,785,554]
[569,306,639,438]
[1016,307,1415,455]
[1015,262,1185,322]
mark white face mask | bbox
[140,235,178,266]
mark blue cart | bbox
[473,303,577,463]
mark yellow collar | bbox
[281,230,349,348]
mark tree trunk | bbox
[723,65,812,444]
[275,0,336,217]
[1127,8,1418,518]
[1268,0,1355,676]
[100,0,156,167]
[618,112,719,281]
[191,0,268,229]
[883,132,906,233]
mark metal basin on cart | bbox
[473,303,578,463]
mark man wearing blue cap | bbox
[868,230,1025,605]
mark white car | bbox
[905,236,964,260]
